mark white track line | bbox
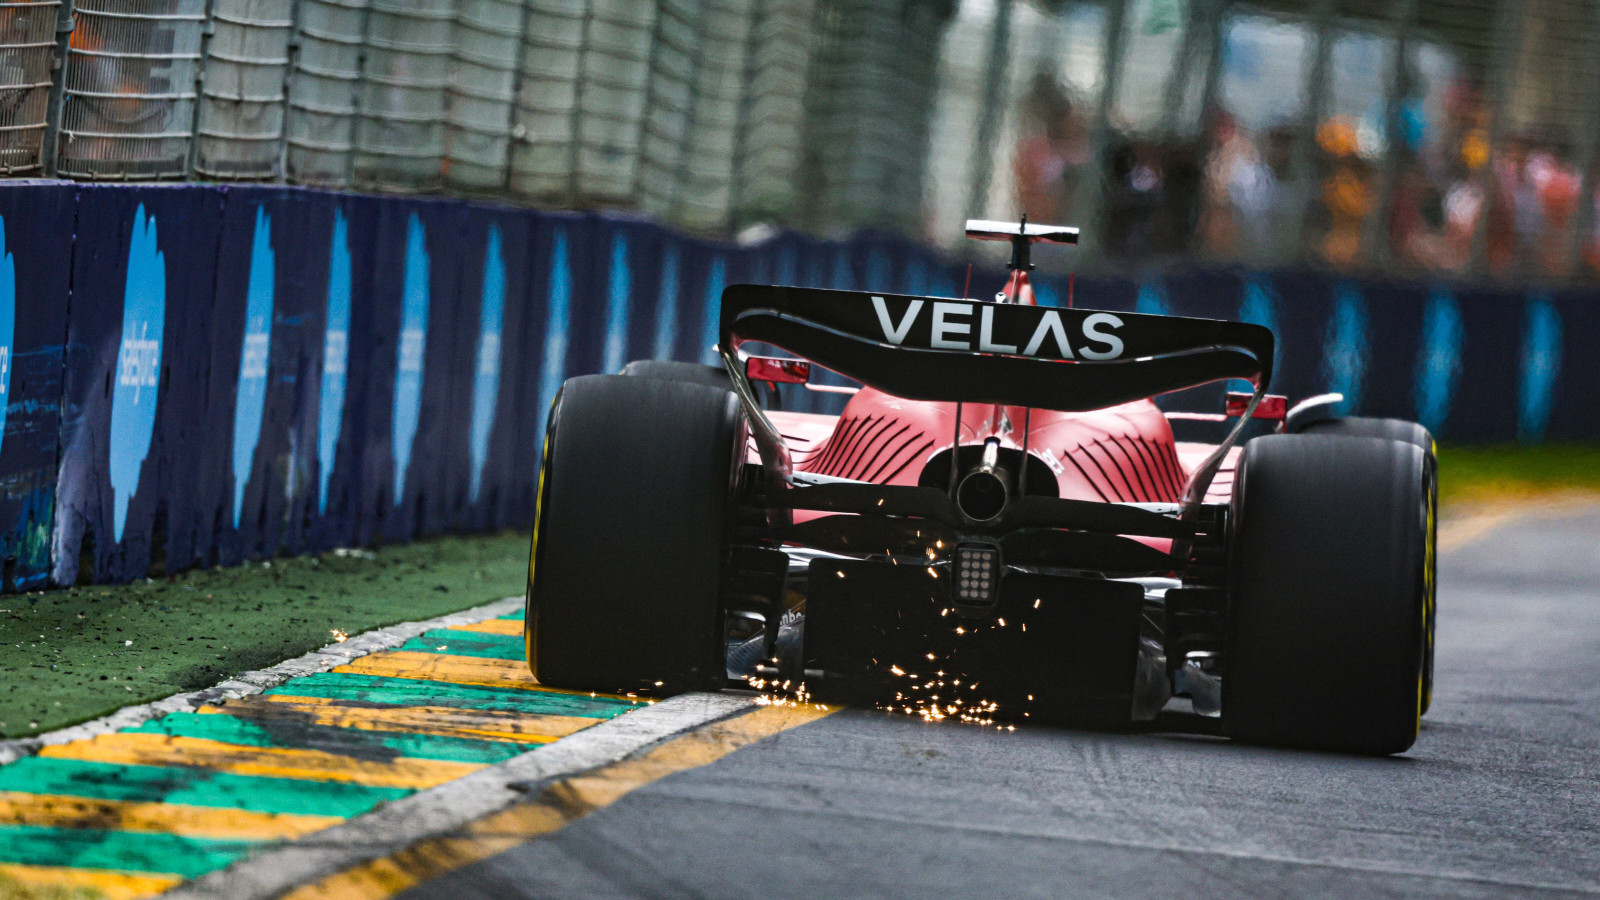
[161,691,753,900]
[0,596,525,766]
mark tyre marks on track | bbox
[0,608,645,898]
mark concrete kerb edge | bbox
[0,595,527,766]
[163,691,756,900]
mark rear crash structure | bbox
[525,221,1437,755]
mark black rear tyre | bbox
[1299,417,1438,713]
[1224,434,1432,754]
[619,359,732,390]
[526,374,745,695]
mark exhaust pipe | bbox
[955,439,1009,522]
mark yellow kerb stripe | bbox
[40,734,482,790]
[279,703,835,900]
[448,618,523,637]
[200,695,596,744]
[0,791,340,840]
[0,863,181,900]
[334,651,545,691]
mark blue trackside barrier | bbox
[0,181,1594,588]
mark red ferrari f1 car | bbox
[525,220,1437,755]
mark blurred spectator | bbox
[1315,115,1374,267]
[1012,72,1089,224]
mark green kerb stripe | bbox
[262,673,637,718]
[0,825,261,877]
[0,757,410,817]
[127,713,537,764]
[399,629,523,660]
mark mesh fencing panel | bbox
[0,0,60,174]
[445,0,524,190]
[57,0,205,179]
[354,0,454,191]
[507,0,581,200]
[9,0,1600,283]
[195,0,294,179]
[285,0,368,186]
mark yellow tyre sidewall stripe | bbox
[280,703,836,900]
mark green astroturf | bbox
[1437,443,1600,506]
[0,756,410,817]
[0,532,532,738]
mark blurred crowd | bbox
[1008,48,1598,281]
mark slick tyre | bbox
[1224,434,1434,755]
[1297,417,1438,713]
[526,374,745,695]
[619,359,733,390]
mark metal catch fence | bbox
[0,0,60,174]
[57,0,206,179]
[5,0,1600,285]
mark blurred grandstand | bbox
[3,0,1597,282]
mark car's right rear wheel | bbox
[1297,416,1438,713]
[1224,434,1431,755]
[525,374,745,695]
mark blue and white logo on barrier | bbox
[537,227,572,444]
[318,211,351,515]
[109,205,165,543]
[867,248,891,292]
[652,243,680,361]
[231,208,274,528]
[1136,278,1171,317]
[392,214,429,507]
[902,257,930,297]
[0,214,14,462]
[1238,276,1279,392]
[602,233,630,375]
[831,249,853,291]
[700,256,726,366]
[1239,275,1278,337]
[1413,287,1463,435]
[776,246,798,287]
[1322,281,1368,415]
[469,226,505,503]
[1519,293,1562,444]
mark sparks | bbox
[330,629,348,643]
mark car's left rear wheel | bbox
[525,374,746,695]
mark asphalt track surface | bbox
[399,504,1600,900]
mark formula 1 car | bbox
[525,220,1437,755]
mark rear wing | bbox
[719,285,1273,412]
[719,285,1274,515]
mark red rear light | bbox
[1226,391,1287,420]
[746,356,811,384]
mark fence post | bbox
[1467,0,1525,277]
[1070,0,1129,265]
[1362,0,1421,270]
[963,0,1012,227]
[41,0,75,177]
